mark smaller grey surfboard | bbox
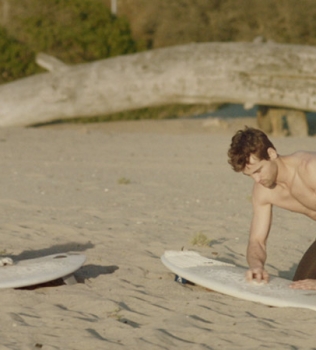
[0,253,86,289]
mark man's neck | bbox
[275,156,295,186]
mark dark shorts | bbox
[293,240,316,281]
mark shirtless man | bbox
[228,126,316,290]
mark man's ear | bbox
[267,148,278,160]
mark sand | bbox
[0,117,315,350]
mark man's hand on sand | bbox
[246,267,269,284]
[290,279,316,290]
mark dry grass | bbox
[109,0,316,49]
[117,177,131,185]
[190,232,212,247]
[3,1,316,53]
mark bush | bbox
[17,0,138,63]
[0,27,40,84]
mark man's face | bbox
[242,151,278,189]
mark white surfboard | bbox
[0,253,86,289]
[161,250,316,311]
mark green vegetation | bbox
[117,177,131,185]
[36,103,216,125]
[17,0,138,64]
[0,27,41,84]
[191,232,212,247]
[0,0,138,83]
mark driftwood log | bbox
[1,42,316,127]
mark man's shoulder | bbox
[283,151,316,172]
[295,151,316,178]
[291,150,316,161]
[252,183,273,205]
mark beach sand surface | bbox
[0,117,315,349]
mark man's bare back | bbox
[228,127,316,290]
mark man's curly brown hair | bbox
[228,127,276,172]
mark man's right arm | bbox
[246,186,272,283]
